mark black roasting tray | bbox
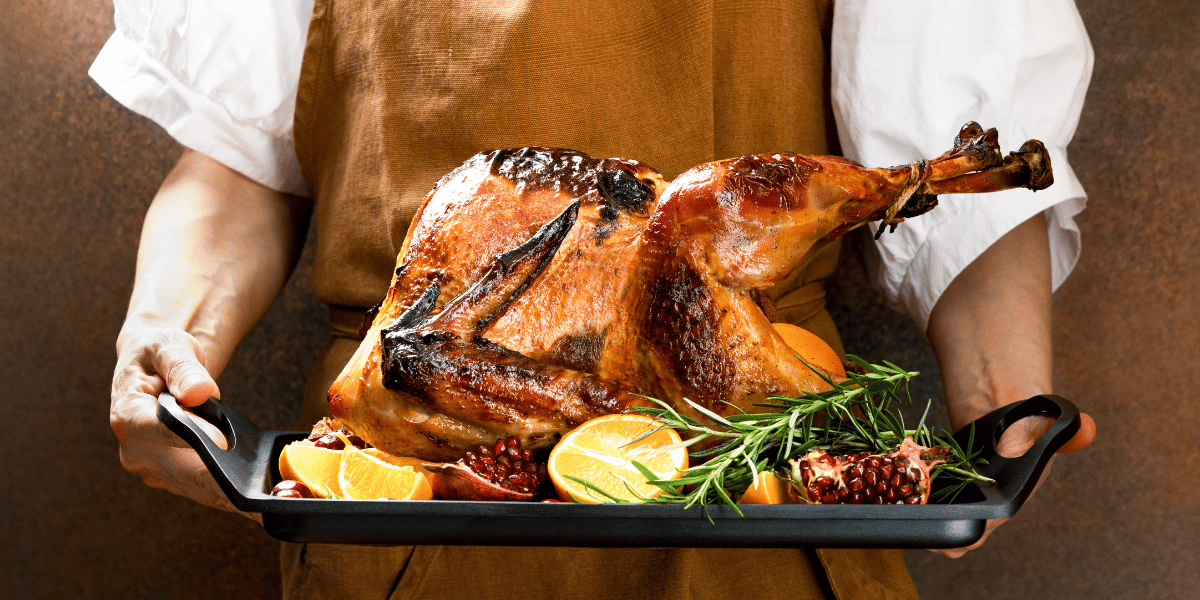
[157,392,1080,548]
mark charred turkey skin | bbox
[328,125,1053,461]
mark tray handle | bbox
[953,394,1081,509]
[156,393,264,510]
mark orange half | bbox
[548,414,688,504]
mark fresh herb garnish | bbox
[623,356,992,515]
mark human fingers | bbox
[123,442,261,524]
[111,371,229,452]
[932,414,1062,558]
[1056,412,1096,454]
[112,331,227,450]
[144,329,221,407]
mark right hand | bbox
[111,327,261,523]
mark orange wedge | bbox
[773,323,846,378]
[338,446,434,500]
[737,471,794,505]
[548,414,688,504]
[278,441,344,498]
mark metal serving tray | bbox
[157,392,1079,548]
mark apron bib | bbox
[288,1,917,598]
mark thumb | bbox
[152,332,220,407]
[995,414,1056,458]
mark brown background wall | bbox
[2,1,1196,598]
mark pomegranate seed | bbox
[313,434,346,450]
[787,439,953,505]
[271,480,314,498]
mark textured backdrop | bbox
[2,1,1196,598]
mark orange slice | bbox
[773,323,846,378]
[338,446,434,501]
[548,414,688,503]
[737,471,794,505]
[278,442,343,498]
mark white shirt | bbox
[89,0,1093,333]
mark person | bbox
[96,1,1096,598]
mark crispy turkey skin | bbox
[328,123,1053,461]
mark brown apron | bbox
[286,1,919,598]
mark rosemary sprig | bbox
[627,356,992,513]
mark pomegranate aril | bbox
[787,438,952,505]
[313,434,346,450]
[271,480,314,498]
[458,436,547,495]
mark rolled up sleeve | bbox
[831,0,1093,333]
[89,0,313,196]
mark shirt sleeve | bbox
[88,0,314,196]
[830,0,1094,334]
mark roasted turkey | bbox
[327,122,1053,461]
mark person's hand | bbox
[112,326,261,523]
[924,212,1096,557]
[933,411,1096,558]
